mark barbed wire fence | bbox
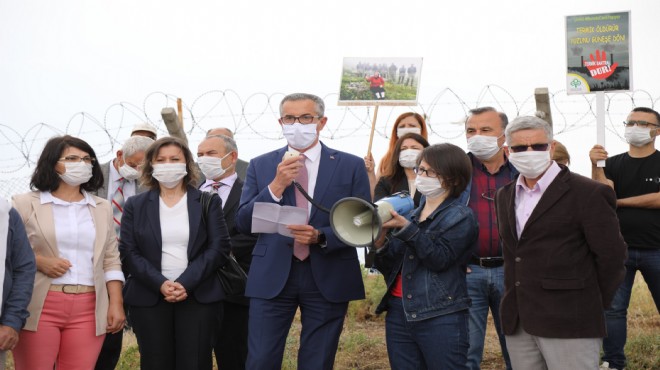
[1,85,658,198]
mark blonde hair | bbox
[553,141,570,166]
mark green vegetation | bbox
[339,73,417,101]
[6,274,657,369]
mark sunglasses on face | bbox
[508,143,549,153]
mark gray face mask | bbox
[59,162,93,186]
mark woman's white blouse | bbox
[41,191,124,285]
[159,193,190,281]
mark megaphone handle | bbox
[293,181,330,214]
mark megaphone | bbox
[330,192,414,247]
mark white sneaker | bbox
[600,361,621,370]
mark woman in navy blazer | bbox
[120,137,230,370]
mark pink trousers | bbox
[13,291,105,370]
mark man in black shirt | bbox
[589,107,660,370]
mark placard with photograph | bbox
[338,57,423,106]
[566,11,631,94]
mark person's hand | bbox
[269,155,304,198]
[584,49,618,80]
[160,280,176,299]
[37,256,72,278]
[0,325,18,351]
[364,153,376,174]
[106,302,126,334]
[589,144,608,165]
[382,210,410,230]
[162,281,188,303]
[287,224,319,245]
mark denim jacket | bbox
[374,195,478,322]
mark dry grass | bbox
[5,274,657,369]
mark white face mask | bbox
[282,123,318,150]
[624,126,654,147]
[398,149,421,168]
[198,153,232,181]
[152,163,187,189]
[414,175,447,199]
[508,150,551,179]
[467,135,502,161]
[397,127,421,138]
[59,162,93,186]
[118,163,140,181]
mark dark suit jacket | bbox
[213,177,257,273]
[236,143,370,303]
[235,158,248,182]
[120,186,231,306]
[495,166,627,338]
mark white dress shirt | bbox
[41,191,124,285]
[199,172,238,209]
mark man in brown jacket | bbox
[495,115,627,370]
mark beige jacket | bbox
[12,191,122,336]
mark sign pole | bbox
[596,91,606,167]
[366,105,379,156]
[177,98,184,130]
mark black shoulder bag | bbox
[199,191,248,302]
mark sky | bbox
[1,0,659,188]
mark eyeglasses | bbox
[481,189,496,201]
[508,143,549,153]
[280,115,321,125]
[413,166,438,178]
[623,120,660,128]
[58,155,95,164]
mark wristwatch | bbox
[317,230,327,247]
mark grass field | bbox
[6,273,658,369]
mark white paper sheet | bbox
[251,202,308,237]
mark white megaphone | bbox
[330,192,414,248]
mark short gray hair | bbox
[279,93,325,117]
[466,106,509,129]
[505,116,553,144]
[206,134,238,153]
[206,127,234,138]
[121,136,154,158]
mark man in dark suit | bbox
[206,127,249,181]
[495,115,627,369]
[198,134,257,370]
[93,135,153,370]
[236,93,370,370]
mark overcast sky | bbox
[1,0,658,181]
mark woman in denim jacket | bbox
[374,143,478,370]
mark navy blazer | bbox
[236,143,371,303]
[120,186,231,306]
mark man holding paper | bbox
[236,93,370,370]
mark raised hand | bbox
[584,49,618,80]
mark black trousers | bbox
[214,301,249,370]
[130,298,220,370]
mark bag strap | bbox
[199,191,218,225]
